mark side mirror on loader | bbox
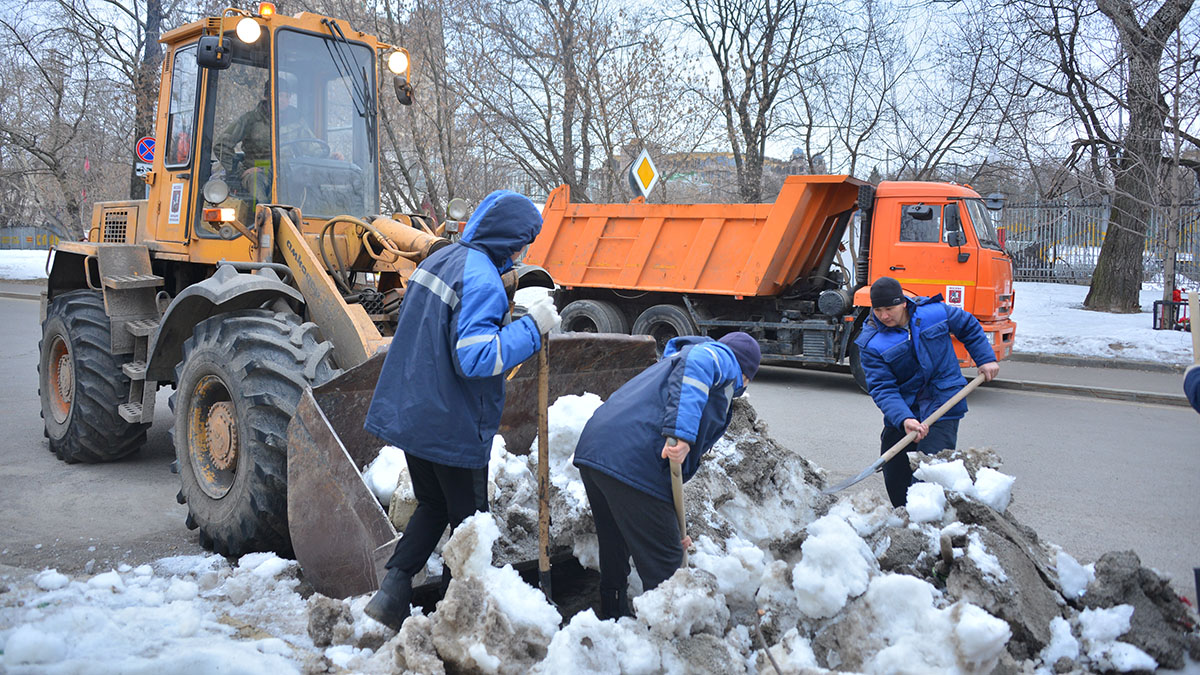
[197,35,233,70]
[394,75,413,105]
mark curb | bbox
[1010,351,1186,375]
[986,378,1189,407]
[0,291,40,301]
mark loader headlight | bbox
[387,50,410,75]
[202,178,230,204]
[236,17,262,44]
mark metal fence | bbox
[1001,202,1200,285]
[0,226,60,250]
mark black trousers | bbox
[385,453,489,575]
[880,418,960,507]
[579,465,683,594]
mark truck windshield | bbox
[274,29,378,218]
[963,199,1002,251]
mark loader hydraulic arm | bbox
[269,206,385,369]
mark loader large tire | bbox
[38,290,149,463]
[172,310,339,557]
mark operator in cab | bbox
[212,72,318,204]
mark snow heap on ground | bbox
[3,397,1199,673]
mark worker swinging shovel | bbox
[824,373,987,495]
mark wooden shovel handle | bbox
[537,341,551,580]
[879,373,987,466]
[1189,291,1199,365]
[667,438,688,567]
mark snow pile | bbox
[3,398,1198,673]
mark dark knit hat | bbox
[719,332,761,381]
[870,277,906,308]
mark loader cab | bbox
[152,11,385,255]
[193,27,380,232]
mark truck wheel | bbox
[38,290,149,463]
[172,310,339,557]
[848,341,869,394]
[632,304,697,356]
[561,299,630,334]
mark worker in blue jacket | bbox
[362,190,560,631]
[573,331,761,619]
[855,277,999,508]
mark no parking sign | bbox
[135,136,155,163]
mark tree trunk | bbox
[1085,0,1194,311]
[130,0,163,199]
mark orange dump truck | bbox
[525,175,1015,387]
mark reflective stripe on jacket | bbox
[364,191,542,469]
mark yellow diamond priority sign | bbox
[628,148,659,199]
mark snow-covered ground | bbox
[0,250,51,280]
[1011,282,1194,365]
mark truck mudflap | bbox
[286,332,657,599]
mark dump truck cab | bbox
[855,181,1015,363]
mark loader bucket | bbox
[286,332,657,599]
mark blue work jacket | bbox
[855,295,996,429]
[573,336,746,504]
[364,191,543,469]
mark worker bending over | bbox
[855,276,998,508]
[573,332,760,619]
[362,190,560,631]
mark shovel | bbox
[823,373,987,495]
[1190,291,1199,364]
[667,438,688,567]
[537,338,553,600]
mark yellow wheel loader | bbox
[38,4,654,598]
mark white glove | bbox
[525,296,561,335]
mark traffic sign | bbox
[135,162,152,176]
[628,148,659,199]
[136,136,155,163]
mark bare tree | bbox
[1082,0,1196,311]
[1016,0,1196,310]
[677,0,841,202]
[54,0,164,199]
[0,18,105,239]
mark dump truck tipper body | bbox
[526,175,1015,387]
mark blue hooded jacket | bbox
[854,294,996,429]
[364,191,543,469]
[572,336,747,504]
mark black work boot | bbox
[599,588,630,620]
[365,568,413,631]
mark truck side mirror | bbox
[944,204,967,247]
[196,35,232,70]
[944,204,968,258]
